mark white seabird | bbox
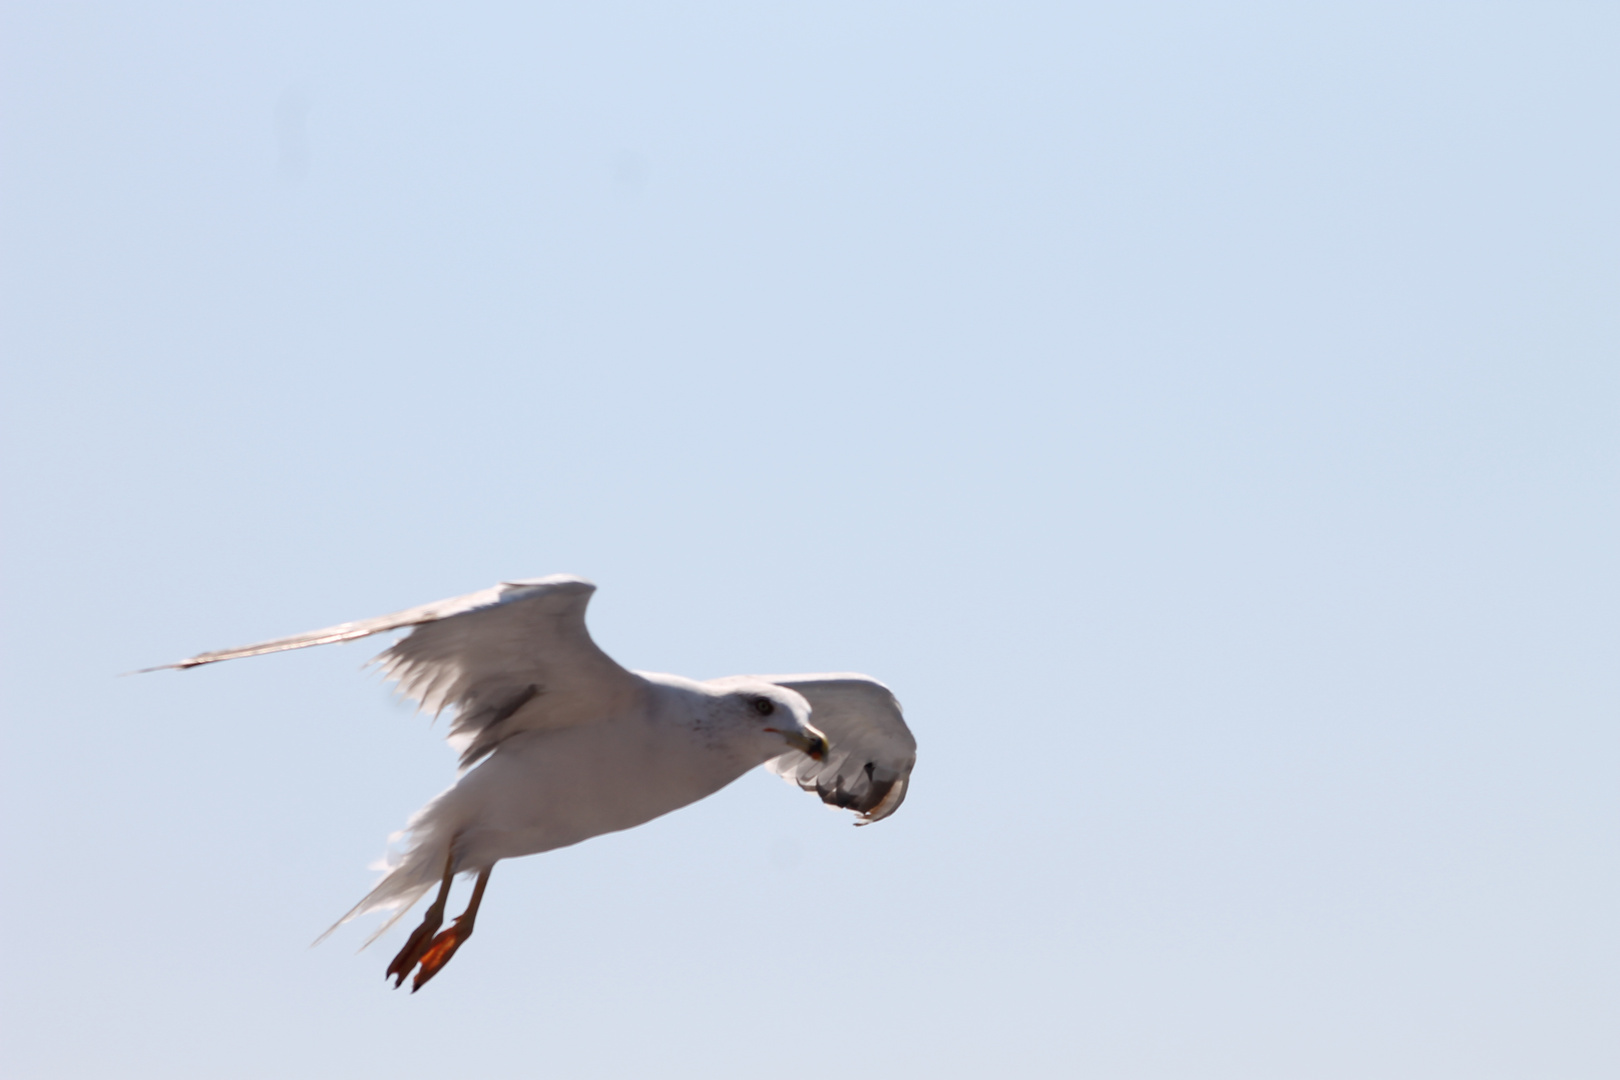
[145,575,916,990]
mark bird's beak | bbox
[777,727,828,761]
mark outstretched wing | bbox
[759,673,916,825]
[147,574,646,767]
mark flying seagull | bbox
[145,575,916,991]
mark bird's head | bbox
[712,679,828,763]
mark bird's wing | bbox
[758,673,916,825]
[148,574,646,767]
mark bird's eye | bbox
[752,698,775,717]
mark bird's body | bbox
[148,575,917,990]
[349,673,814,927]
[435,677,769,867]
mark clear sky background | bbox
[3,4,1617,1078]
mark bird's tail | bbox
[313,789,460,948]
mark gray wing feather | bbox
[147,574,646,766]
[759,673,917,825]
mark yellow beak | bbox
[776,728,828,760]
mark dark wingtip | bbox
[121,663,179,677]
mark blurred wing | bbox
[148,574,646,767]
[760,673,916,825]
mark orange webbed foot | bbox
[386,909,444,988]
[409,916,475,992]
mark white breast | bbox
[424,684,758,868]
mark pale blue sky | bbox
[3,4,1617,1077]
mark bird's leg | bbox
[386,851,455,988]
[410,865,493,993]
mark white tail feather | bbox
[312,789,464,949]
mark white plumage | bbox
[148,574,916,989]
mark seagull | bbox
[146,575,916,991]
